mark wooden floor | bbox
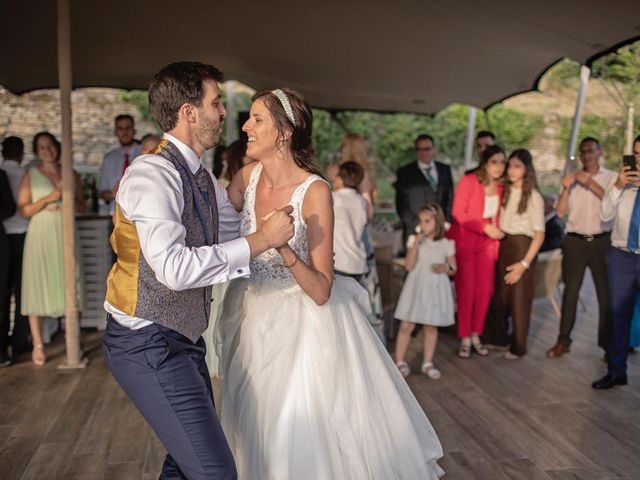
[1,275,639,480]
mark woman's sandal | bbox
[32,344,46,366]
[457,344,471,359]
[421,362,441,380]
[396,361,411,378]
[471,342,490,357]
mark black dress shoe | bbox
[591,374,628,390]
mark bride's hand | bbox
[259,205,295,248]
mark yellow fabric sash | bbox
[105,201,141,315]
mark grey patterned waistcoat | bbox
[134,141,219,342]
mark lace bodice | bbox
[240,163,326,288]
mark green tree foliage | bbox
[120,90,153,122]
[480,105,544,153]
[558,112,640,169]
[552,40,640,167]
[593,41,640,101]
[544,58,581,87]
[312,104,542,175]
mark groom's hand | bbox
[260,205,295,248]
[246,206,295,258]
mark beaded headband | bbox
[271,89,297,127]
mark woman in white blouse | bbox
[485,149,545,359]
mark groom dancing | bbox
[103,62,294,479]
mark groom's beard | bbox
[195,115,223,150]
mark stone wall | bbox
[0,86,159,168]
[527,112,565,190]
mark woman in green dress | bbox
[18,132,85,365]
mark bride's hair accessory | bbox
[272,89,297,127]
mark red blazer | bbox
[448,173,503,258]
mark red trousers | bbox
[455,241,497,339]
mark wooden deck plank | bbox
[0,434,44,480]
[62,452,107,480]
[0,273,638,479]
[18,441,75,480]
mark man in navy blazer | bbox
[395,134,454,247]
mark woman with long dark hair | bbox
[222,88,443,478]
[484,149,545,359]
[449,144,506,358]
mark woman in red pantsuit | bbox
[449,145,506,358]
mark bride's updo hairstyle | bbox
[253,88,324,177]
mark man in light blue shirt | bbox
[99,114,140,213]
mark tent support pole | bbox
[624,104,635,155]
[566,65,591,172]
[57,0,86,370]
[463,106,477,170]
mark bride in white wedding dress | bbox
[219,87,444,479]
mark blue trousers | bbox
[630,293,640,348]
[103,317,237,480]
[606,248,640,378]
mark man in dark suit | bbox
[0,169,17,366]
[395,134,454,247]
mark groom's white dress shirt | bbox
[104,133,250,329]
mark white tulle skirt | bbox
[219,276,444,480]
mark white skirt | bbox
[394,266,455,326]
[219,276,444,479]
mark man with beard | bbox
[102,62,295,479]
[99,114,140,214]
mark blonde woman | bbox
[327,133,376,219]
[327,133,384,340]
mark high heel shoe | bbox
[32,344,46,366]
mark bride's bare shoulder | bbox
[301,178,332,220]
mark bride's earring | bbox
[276,141,285,160]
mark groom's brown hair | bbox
[149,61,224,132]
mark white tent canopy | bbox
[2,0,639,368]
[2,0,640,113]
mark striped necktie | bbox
[424,165,437,190]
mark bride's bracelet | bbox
[283,253,298,268]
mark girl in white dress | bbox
[220,88,443,479]
[394,204,456,380]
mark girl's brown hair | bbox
[502,149,539,214]
[419,203,447,240]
